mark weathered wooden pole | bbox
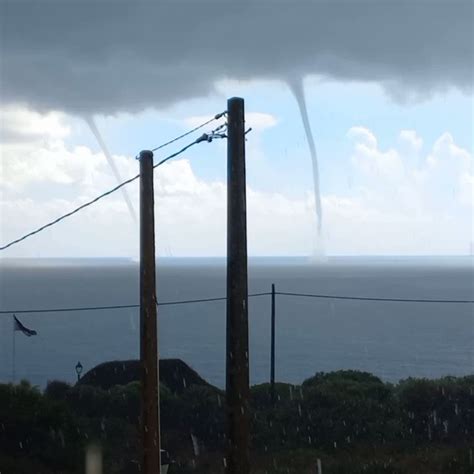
[139,150,161,474]
[226,97,250,474]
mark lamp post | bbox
[75,361,83,381]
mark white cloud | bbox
[348,126,405,183]
[0,105,71,142]
[244,113,278,131]
[459,172,474,207]
[0,108,472,258]
[347,126,378,149]
[1,142,100,190]
[398,130,423,153]
[340,126,473,253]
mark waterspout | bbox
[288,78,322,236]
[85,116,137,224]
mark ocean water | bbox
[0,257,472,388]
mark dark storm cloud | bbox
[1,0,472,114]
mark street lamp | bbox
[75,361,83,381]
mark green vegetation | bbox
[1,366,473,473]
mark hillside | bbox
[78,358,214,394]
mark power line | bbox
[0,292,271,315]
[158,292,270,307]
[1,304,140,314]
[2,289,472,315]
[276,291,474,304]
[0,122,226,252]
[150,112,226,153]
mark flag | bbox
[13,315,37,337]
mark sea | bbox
[0,256,473,389]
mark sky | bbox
[0,0,472,258]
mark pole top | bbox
[227,97,245,120]
[138,150,153,160]
[228,96,244,102]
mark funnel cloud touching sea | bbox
[289,78,323,239]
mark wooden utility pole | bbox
[139,150,161,474]
[270,283,276,402]
[226,97,250,474]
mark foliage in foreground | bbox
[0,370,473,473]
